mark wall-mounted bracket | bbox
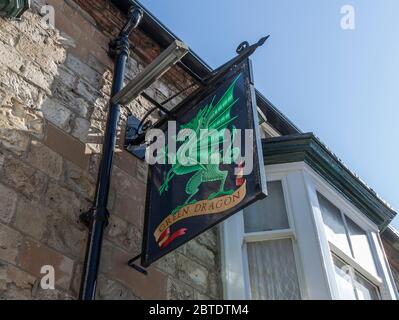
[124,115,147,159]
[127,253,147,275]
[112,40,189,105]
[123,35,270,161]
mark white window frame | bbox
[220,168,307,299]
[220,161,398,300]
[306,165,397,299]
[242,176,305,300]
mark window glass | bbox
[244,181,289,233]
[247,239,301,300]
[332,256,379,300]
[318,192,379,277]
[333,256,357,299]
[345,217,377,276]
[354,271,380,300]
[317,193,351,256]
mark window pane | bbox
[246,239,301,300]
[346,217,377,276]
[332,256,357,300]
[317,193,351,256]
[332,256,380,300]
[354,271,380,300]
[244,181,289,233]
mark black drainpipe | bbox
[79,6,144,300]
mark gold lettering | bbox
[224,196,232,206]
[232,191,240,202]
[194,203,202,213]
[154,181,247,242]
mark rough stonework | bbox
[0,0,222,300]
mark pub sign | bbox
[141,59,267,267]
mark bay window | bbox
[317,191,382,299]
[220,161,397,300]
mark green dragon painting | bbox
[159,74,243,215]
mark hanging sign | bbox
[141,59,267,267]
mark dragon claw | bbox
[160,183,169,195]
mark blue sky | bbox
[140,0,399,229]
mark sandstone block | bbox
[4,99,44,136]
[0,101,44,155]
[125,57,143,80]
[110,193,143,229]
[207,271,221,299]
[175,253,209,294]
[167,277,195,300]
[154,251,178,277]
[2,155,47,200]
[45,123,90,170]
[0,223,22,264]
[32,285,74,300]
[66,54,101,86]
[9,11,51,43]
[136,159,148,183]
[185,238,216,269]
[0,23,19,46]
[75,78,101,104]
[0,127,30,156]
[110,166,146,204]
[22,61,53,93]
[71,117,90,143]
[64,160,95,200]
[57,66,77,89]
[18,239,74,290]
[45,212,87,260]
[15,33,66,75]
[51,80,90,119]
[0,40,54,93]
[13,198,49,240]
[106,215,141,253]
[195,292,211,300]
[100,241,167,299]
[44,181,81,224]
[28,140,63,179]
[114,150,137,177]
[96,274,137,300]
[0,67,42,107]
[0,262,36,299]
[87,54,111,75]
[195,227,218,250]
[69,263,81,298]
[41,98,73,132]
[0,42,25,74]
[88,152,101,179]
[0,183,17,224]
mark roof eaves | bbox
[262,133,397,229]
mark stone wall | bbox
[0,0,222,300]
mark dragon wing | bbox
[203,73,241,131]
[162,73,242,167]
[194,73,242,157]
